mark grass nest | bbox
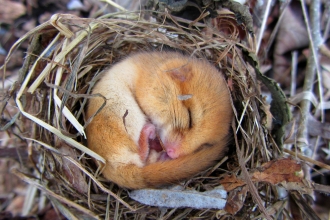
[2,6,308,220]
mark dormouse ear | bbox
[169,65,192,82]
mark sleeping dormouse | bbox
[86,52,233,189]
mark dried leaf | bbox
[273,2,309,86]
[260,100,273,130]
[224,186,248,215]
[289,192,321,220]
[307,114,330,139]
[288,91,319,108]
[251,158,302,184]
[252,201,287,220]
[5,195,25,216]
[220,174,246,191]
[280,182,313,195]
[0,0,26,24]
[221,158,306,190]
[275,3,309,54]
[59,144,89,195]
[220,159,312,217]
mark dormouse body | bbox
[86,51,232,189]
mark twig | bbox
[264,1,290,56]
[319,44,330,59]
[290,192,321,220]
[63,156,136,211]
[314,183,330,195]
[232,120,272,220]
[323,1,330,40]
[290,51,298,98]
[256,0,272,53]
[100,0,127,11]
[299,0,324,123]
[283,148,330,171]
[290,51,298,113]
[297,0,323,182]
[12,169,100,220]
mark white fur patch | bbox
[177,94,193,101]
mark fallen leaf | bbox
[220,174,246,191]
[252,201,287,220]
[224,185,248,215]
[221,158,305,190]
[5,195,25,216]
[58,144,89,194]
[280,181,313,195]
[260,99,273,130]
[0,0,26,24]
[307,114,330,139]
[275,3,309,54]
[220,158,307,216]
[251,158,302,184]
[273,1,309,87]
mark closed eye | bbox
[188,108,192,129]
[202,143,214,148]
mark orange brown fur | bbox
[86,52,233,189]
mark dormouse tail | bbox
[141,138,229,188]
[101,138,229,189]
[102,164,147,189]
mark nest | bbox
[2,6,306,220]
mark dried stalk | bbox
[297,0,323,184]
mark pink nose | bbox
[164,140,182,159]
[166,148,179,159]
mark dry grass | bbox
[0,5,318,219]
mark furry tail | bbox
[101,163,146,189]
[101,138,229,189]
[140,138,229,188]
